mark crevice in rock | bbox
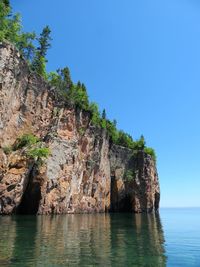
[17,166,41,215]
[110,176,133,212]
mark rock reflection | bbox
[34,214,112,266]
[0,217,16,266]
[0,213,166,266]
[109,213,166,266]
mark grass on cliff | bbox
[0,0,156,162]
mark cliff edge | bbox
[0,43,160,214]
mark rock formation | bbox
[0,43,160,214]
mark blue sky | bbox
[11,0,200,207]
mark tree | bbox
[113,119,117,127]
[89,102,101,126]
[0,0,11,41]
[116,130,134,149]
[6,13,21,42]
[134,135,146,150]
[48,67,72,95]
[2,0,9,8]
[106,120,118,143]
[32,26,51,77]
[59,67,72,90]
[17,32,36,62]
[37,25,51,58]
[102,109,106,120]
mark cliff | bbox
[0,43,160,214]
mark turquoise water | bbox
[0,208,199,266]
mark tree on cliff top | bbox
[32,26,51,78]
[2,0,9,7]
[0,0,11,41]
[0,0,157,161]
[0,0,36,62]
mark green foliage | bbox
[106,120,119,143]
[102,109,106,120]
[0,0,11,42]
[67,83,89,110]
[133,135,146,150]
[31,26,51,78]
[124,170,135,182]
[49,68,89,110]
[59,67,72,90]
[13,134,39,150]
[0,1,157,162]
[0,2,36,63]
[116,130,135,149]
[11,133,50,164]
[101,119,107,129]
[144,147,156,162]
[0,1,51,75]
[89,102,101,126]
[78,127,86,136]
[16,32,36,62]
[4,13,21,43]
[27,147,50,160]
[2,145,12,155]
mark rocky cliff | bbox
[0,43,160,214]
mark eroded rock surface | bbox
[0,43,160,214]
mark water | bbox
[0,208,199,267]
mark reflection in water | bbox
[0,213,166,266]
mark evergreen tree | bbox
[16,32,36,62]
[113,119,117,127]
[77,81,81,89]
[5,13,21,43]
[102,109,106,120]
[37,26,51,58]
[32,26,51,77]
[0,0,10,41]
[2,0,9,7]
[132,135,146,150]
[59,67,72,90]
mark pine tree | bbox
[17,32,36,62]
[0,0,10,41]
[37,26,51,58]
[60,67,72,90]
[2,0,9,7]
[102,109,106,120]
[77,81,81,89]
[32,26,51,77]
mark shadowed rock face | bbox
[0,43,160,214]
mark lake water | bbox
[0,208,199,266]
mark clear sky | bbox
[11,0,200,207]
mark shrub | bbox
[124,170,135,182]
[27,147,50,160]
[116,130,135,149]
[78,127,85,136]
[2,145,12,155]
[144,147,156,162]
[13,134,39,150]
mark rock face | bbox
[0,43,160,214]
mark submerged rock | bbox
[0,43,160,214]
